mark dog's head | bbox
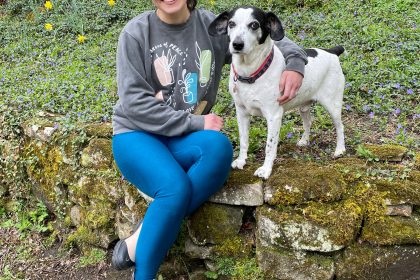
[208,6,284,55]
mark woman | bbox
[111,0,307,279]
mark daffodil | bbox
[45,23,53,31]
[78,34,86,44]
[44,1,53,10]
[108,0,116,7]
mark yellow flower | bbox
[108,0,116,6]
[78,34,86,44]
[44,1,53,10]
[45,23,53,31]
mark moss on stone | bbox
[213,236,253,258]
[83,123,113,138]
[348,183,387,224]
[224,164,262,190]
[85,200,115,229]
[332,157,367,185]
[256,240,334,280]
[258,198,363,251]
[335,243,420,280]
[265,159,346,205]
[66,225,99,248]
[80,138,113,169]
[24,141,73,213]
[371,171,420,205]
[188,203,244,245]
[361,214,420,245]
[362,144,408,162]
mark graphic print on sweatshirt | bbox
[150,42,214,112]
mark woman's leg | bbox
[167,130,233,215]
[112,131,192,280]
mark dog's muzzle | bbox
[232,39,244,51]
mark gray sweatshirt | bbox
[112,8,308,136]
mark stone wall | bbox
[1,113,419,279]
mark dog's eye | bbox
[249,22,260,30]
[228,21,236,28]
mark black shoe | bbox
[111,219,143,270]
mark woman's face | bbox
[153,0,189,17]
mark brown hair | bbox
[187,0,197,11]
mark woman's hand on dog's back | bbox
[204,113,223,131]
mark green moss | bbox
[188,203,243,245]
[349,183,387,224]
[371,171,420,205]
[303,199,363,245]
[332,157,367,185]
[83,123,113,138]
[66,225,99,248]
[257,241,334,280]
[24,141,72,213]
[336,243,420,280]
[362,144,408,162]
[224,164,261,190]
[85,200,115,229]
[80,138,113,169]
[266,159,346,205]
[214,236,253,258]
[361,214,420,245]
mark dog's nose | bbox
[232,39,244,51]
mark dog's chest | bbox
[229,63,282,116]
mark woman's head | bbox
[153,0,196,24]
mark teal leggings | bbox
[112,130,233,280]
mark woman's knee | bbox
[203,131,234,164]
[156,172,192,206]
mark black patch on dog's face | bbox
[250,7,270,44]
[250,7,284,43]
[305,48,318,58]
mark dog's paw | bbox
[333,148,346,158]
[232,158,246,169]
[297,138,310,147]
[254,166,272,180]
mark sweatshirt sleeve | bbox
[116,30,204,136]
[274,36,308,76]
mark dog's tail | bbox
[323,45,346,56]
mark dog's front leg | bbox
[255,114,282,179]
[232,105,250,169]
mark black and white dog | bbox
[209,7,346,179]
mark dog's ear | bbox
[208,11,230,36]
[266,12,284,41]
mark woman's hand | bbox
[204,113,223,131]
[277,70,303,105]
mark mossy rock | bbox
[361,144,408,162]
[25,141,76,213]
[210,164,264,206]
[361,214,420,245]
[68,173,124,205]
[256,241,334,280]
[371,170,420,205]
[187,203,244,246]
[257,199,362,252]
[66,224,117,249]
[335,244,420,280]
[213,235,253,258]
[332,157,367,185]
[264,159,346,205]
[83,122,113,138]
[80,138,113,170]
